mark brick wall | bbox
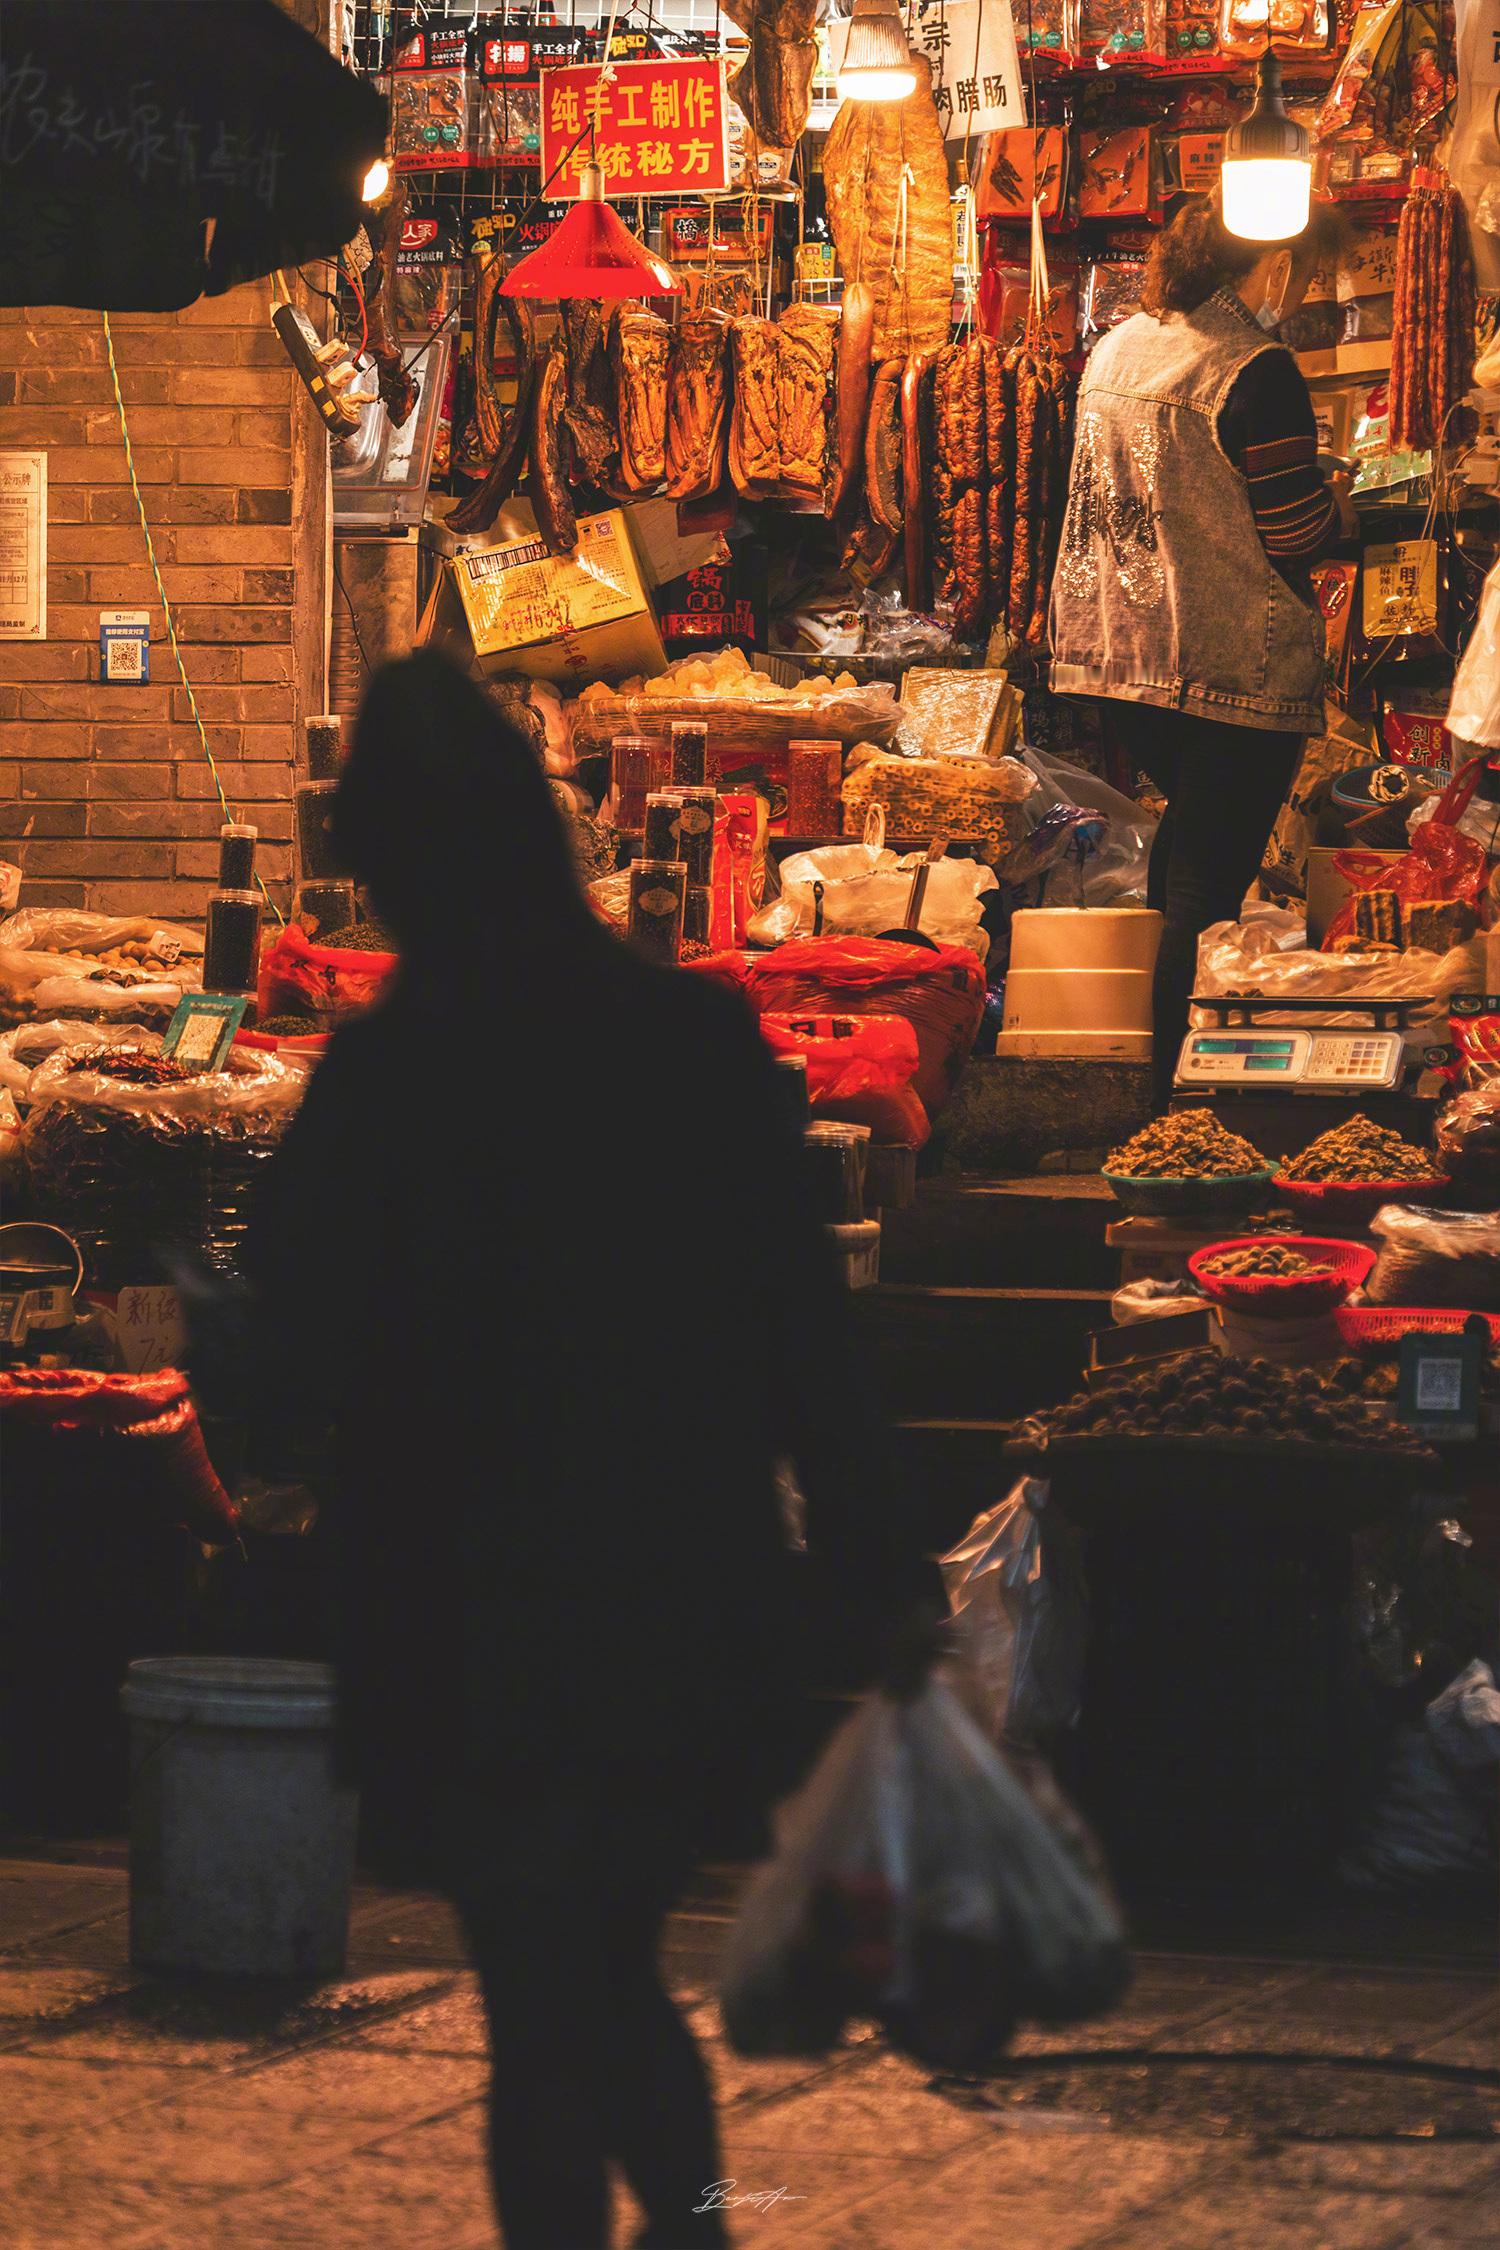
[0,282,323,921]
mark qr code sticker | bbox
[108,639,143,679]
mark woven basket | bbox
[1272,1173,1450,1234]
[1334,1305,1500,1353]
[1188,1236,1376,1320]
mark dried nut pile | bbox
[57,941,183,975]
[1200,1244,1319,1279]
[1283,1114,1438,1184]
[1022,1349,1428,1450]
[254,1014,320,1037]
[318,923,396,953]
[1106,1111,1267,1180]
[63,1047,192,1088]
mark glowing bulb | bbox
[837,62,919,99]
[1220,156,1311,243]
[362,159,390,203]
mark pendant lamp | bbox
[836,0,918,102]
[1221,47,1312,242]
[500,162,679,299]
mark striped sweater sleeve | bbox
[1218,348,1340,563]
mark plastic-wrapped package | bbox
[1446,556,1500,750]
[22,1036,304,1290]
[759,1011,929,1147]
[745,936,988,1119]
[257,920,398,1025]
[0,1018,164,1102]
[1080,0,1167,60]
[1437,1082,1500,1185]
[940,1478,1089,1748]
[0,910,203,1029]
[1365,1203,1500,1308]
[841,749,1035,854]
[1194,916,1478,1023]
[1004,748,1155,906]
[390,23,477,171]
[748,842,998,957]
[1340,1660,1500,1891]
[1321,790,1491,952]
[1449,0,1500,291]
[719,1672,1129,2066]
[1220,0,1329,58]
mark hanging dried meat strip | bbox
[665,311,730,501]
[983,342,1018,633]
[449,291,537,536]
[1391,182,1474,453]
[865,358,905,535]
[822,72,953,361]
[829,281,875,519]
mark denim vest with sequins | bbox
[1049,289,1325,736]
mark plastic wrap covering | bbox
[0,1018,162,1101]
[744,937,988,1119]
[1003,749,1155,906]
[22,1036,304,1289]
[747,843,997,957]
[1193,917,1481,1028]
[759,1012,929,1148]
[940,1478,1088,1750]
[0,1367,238,1544]
[257,919,398,1024]
[719,1673,1128,2067]
[1366,1203,1500,1309]
[1446,555,1500,748]
[840,749,1035,851]
[1437,1082,1500,1187]
[0,909,203,1028]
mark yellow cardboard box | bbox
[449,510,666,687]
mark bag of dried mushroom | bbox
[0,908,204,1029]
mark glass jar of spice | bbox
[627,857,687,965]
[787,740,844,838]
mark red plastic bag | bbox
[257,920,398,1022]
[0,1368,238,1544]
[761,1012,930,1148]
[746,938,987,1120]
[1322,756,1493,951]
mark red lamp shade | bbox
[501,163,680,300]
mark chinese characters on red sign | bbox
[539,59,728,197]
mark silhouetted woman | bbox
[246,652,902,2250]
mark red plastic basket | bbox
[1335,1306,1500,1354]
[1187,1236,1376,1320]
[1272,1173,1449,1234]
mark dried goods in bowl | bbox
[1187,1236,1376,1319]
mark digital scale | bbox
[1173,994,1440,1157]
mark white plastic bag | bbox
[1449,0,1500,294]
[1192,917,1481,1027]
[0,907,204,1026]
[940,1478,1089,1747]
[1365,1203,1500,1308]
[1447,556,1500,748]
[1340,1661,1500,1891]
[1011,749,1157,906]
[747,842,996,957]
[720,1675,1128,2067]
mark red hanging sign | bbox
[539,59,729,198]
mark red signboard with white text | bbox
[539,59,729,198]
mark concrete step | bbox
[852,1281,1109,1421]
[880,1173,1117,1289]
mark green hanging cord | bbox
[100,312,284,926]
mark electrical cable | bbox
[332,545,376,680]
[100,312,284,926]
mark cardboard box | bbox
[448,510,666,687]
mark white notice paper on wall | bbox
[826,0,1023,138]
[0,452,46,641]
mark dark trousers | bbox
[451,1798,730,2250]
[1105,703,1303,1112]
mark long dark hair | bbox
[1141,189,1350,316]
[332,650,606,972]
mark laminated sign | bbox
[540,59,729,196]
[1362,539,1439,639]
[0,452,46,640]
[914,0,1024,140]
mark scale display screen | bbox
[1195,1039,1295,1056]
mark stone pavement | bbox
[1,1852,1496,2250]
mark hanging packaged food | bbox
[1219,0,1330,61]
[389,23,478,171]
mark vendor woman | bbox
[1050,190,1353,1111]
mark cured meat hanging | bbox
[665,311,731,501]
[718,0,820,155]
[612,306,672,493]
[1389,177,1476,453]
[822,71,954,362]
[448,285,536,535]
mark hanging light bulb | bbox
[361,158,391,204]
[1221,47,1312,242]
[836,0,918,102]
[500,161,679,300]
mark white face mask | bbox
[1255,295,1284,331]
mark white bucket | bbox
[122,1657,358,1978]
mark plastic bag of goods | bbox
[1437,1081,1500,1187]
[720,1673,1129,2068]
[940,1478,1089,1749]
[1365,1204,1500,1309]
[1006,749,1156,907]
[1321,759,1494,954]
[759,1013,929,1148]
[257,918,397,1025]
[1193,916,1477,1026]
[0,1367,239,1545]
[745,938,987,1121]
[840,748,1035,859]
[747,842,996,958]
[21,1035,305,1290]
[1340,1660,1500,1892]
[0,909,203,1029]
